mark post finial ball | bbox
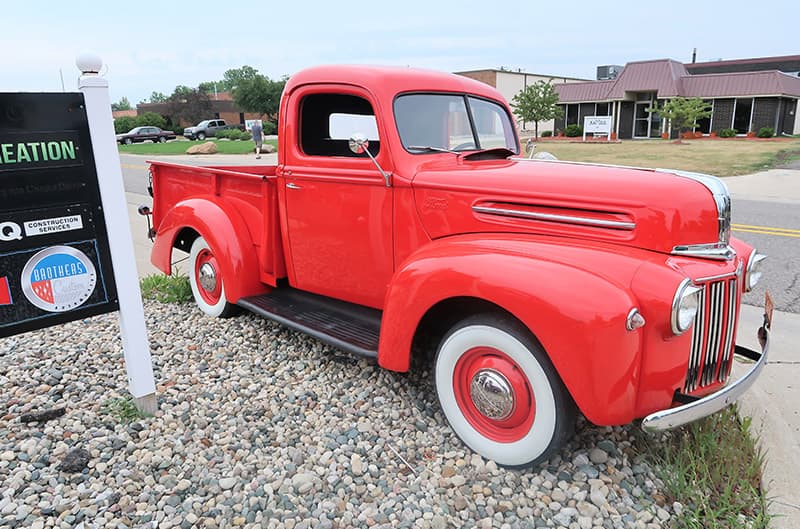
[76,53,103,74]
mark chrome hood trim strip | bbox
[656,168,732,247]
[672,243,736,261]
[472,205,636,230]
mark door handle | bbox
[286,182,302,190]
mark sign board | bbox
[244,119,262,131]
[583,115,612,136]
[0,93,118,338]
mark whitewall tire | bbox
[434,314,575,467]
[188,237,238,318]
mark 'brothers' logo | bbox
[21,246,96,312]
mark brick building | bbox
[136,92,263,129]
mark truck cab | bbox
[147,65,771,467]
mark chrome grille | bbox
[684,278,739,393]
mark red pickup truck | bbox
[144,65,771,467]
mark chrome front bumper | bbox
[641,324,769,432]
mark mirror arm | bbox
[361,148,391,187]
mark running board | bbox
[238,288,381,359]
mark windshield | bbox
[394,93,518,154]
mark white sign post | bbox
[77,54,157,414]
[583,116,613,141]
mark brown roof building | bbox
[553,57,800,139]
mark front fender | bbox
[378,234,644,425]
[151,196,269,302]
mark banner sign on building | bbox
[0,93,118,338]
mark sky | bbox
[2,0,797,105]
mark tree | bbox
[233,75,286,119]
[510,81,563,140]
[114,116,136,134]
[648,97,712,141]
[166,86,212,128]
[111,97,131,111]
[135,112,167,129]
[200,65,260,95]
[149,91,167,103]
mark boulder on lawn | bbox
[263,144,276,154]
[186,141,217,155]
[533,151,558,160]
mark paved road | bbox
[734,199,800,313]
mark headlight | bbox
[745,250,767,292]
[671,279,703,335]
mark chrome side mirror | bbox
[348,133,369,155]
[348,132,391,187]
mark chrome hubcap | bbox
[469,369,515,420]
[198,263,217,293]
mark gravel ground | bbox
[0,301,678,529]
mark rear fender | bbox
[378,236,643,425]
[151,197,269,302]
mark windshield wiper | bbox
[407,145,458,154]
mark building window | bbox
[733,98,753,134]
[566,104,579,126]
[696,100,712,134]
[596,103,610,116]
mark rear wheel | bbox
[188,237,238,317]
[159,136,167,143]
[434,314,575,467]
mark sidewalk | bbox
[126,162,798,526]
[724,168,800,204]
[735,305,800,528]
[126,191,160,278]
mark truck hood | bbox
[411,158,729,256]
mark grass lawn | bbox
[528,138,800,177]
[118,138,278,155]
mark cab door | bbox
[280,86,394,309]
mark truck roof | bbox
[285,64,506,102]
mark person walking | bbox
[251,120,264,159]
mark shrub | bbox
[216,129,251,140]
[114,116,136,134]
[564,124,583,137]
[215,129,238,140]
[263,121,278,135]
[719,128,737,138]
[135,112,167,129]
[757,127,774,138]
[541,130,553,137]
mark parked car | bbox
[183,119,240,140]
[116,126,175,145]
[142,65,771,468]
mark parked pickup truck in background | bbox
[182,119,240,140]
[143,65,772,467]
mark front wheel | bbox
[124,138,133,145]
[434,314,575,467]
[197,132,206,141]
[188,237,238,317]
[159,136,167,143]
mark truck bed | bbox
[148,160,285,286]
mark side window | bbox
[300,93,380,157]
